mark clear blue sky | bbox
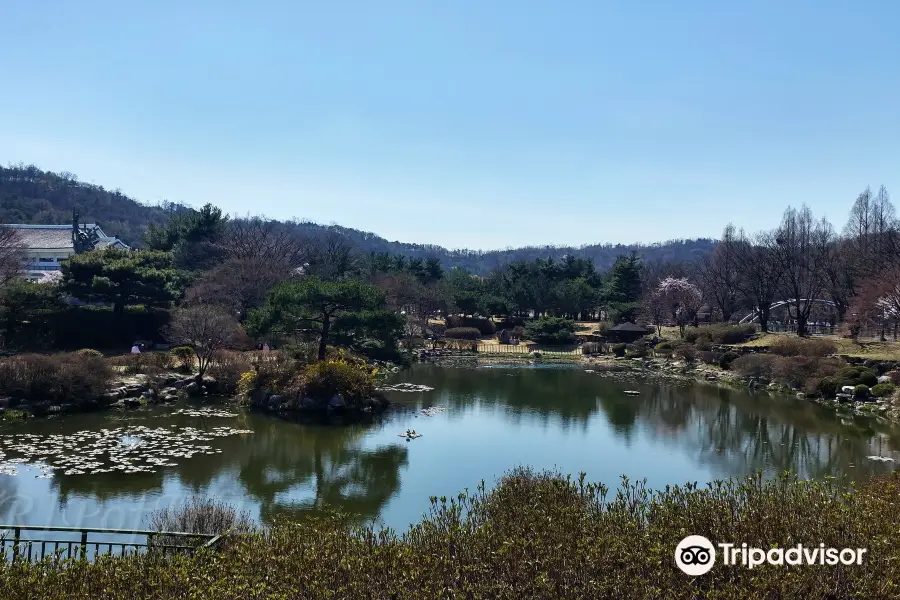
[1,1,898,250]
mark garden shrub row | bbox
[2,468,900,599]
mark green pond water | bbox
[0,363,898,532]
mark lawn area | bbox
[731,331,900,360]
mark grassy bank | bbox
[1,468,898,599]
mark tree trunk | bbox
[796,313,808,337]
[318,313,330,361]
[758,306,771,333]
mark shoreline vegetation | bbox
[1,468,898,599]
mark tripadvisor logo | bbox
[675,536,868,576]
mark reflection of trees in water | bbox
[396,365,900,481]
[40,412,408,526]
[234,421,408,523]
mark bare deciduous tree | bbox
[694,224,741,322]
[166,305,245,382]
[221,218,312,268]
[184,257,285,320]
[773,205,834,337]
[304,233,363,281]
[0,226,24,288]
[730,229,783,333]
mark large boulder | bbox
[267,394,283,409]
[878,375,892,384]
[328,394,346,410]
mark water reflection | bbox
[0,363,896,530]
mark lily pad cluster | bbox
[171,408,240,418]
[377,383,435,393]
[0,425,253,478]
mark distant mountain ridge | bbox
[1,163,716,273]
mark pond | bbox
[0,363,898,532]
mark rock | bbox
[165,373,180,384]
[141,389,154,399]
[124,397,141,408]
[101,392,120,403]
[173,380,185,389]
[124,384,143,396]
[0,397,10,409]
[705,374,718,381]
[328,394,346,410]
[836,393,852,403]
[531,351,542,359]
[878,375,892,384]
[767,383,780,390]
[841,385,855,394]
[185,382,199,394]
[201,376,218,391]
[300,396,316,409]
[796,392,806,400]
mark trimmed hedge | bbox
[2,306,170,351]
[446,327,482,340]
[445,316,495,335]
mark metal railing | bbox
[0,525,223,562]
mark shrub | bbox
[682,330,709,344]
[301,359,378,402]
[835,366,878,388]
[146,496,257,548]
[655,341,673,351]
[698,350,722,365]
[853,384,870,399]
[872,382,896,398]
[169,346,195,370]
[719,351,740,370]
[207,351,253,394]
[612,343,627,357]
[75,348,104,358]
[695,337,712,351]
[510,325,526,339]
[0,352,114,406]
[807,376,840,398]
[770,336,837,357]
[445,316,495,335]
[582,342,601,355]
[593,321,613,336]
[731,354,777,378]
[683,324,756,345]
[8,469,900,598]
[676,344,697,363]
[446,327,482,340]
[524,317,576,345]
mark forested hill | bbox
[1,163,715,273]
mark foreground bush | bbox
[0,352,114,406]
[2,469,899,599]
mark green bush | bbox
[695,337,712,351]
[302,359,378,403]
[524,317,576,345]
[1,306,171,352]
[853,384,870,399]
[445,316,495,335]
[593,321,613,336]
[675,344,697,363]
[698,350,721,365]
[770,337,837,357]
[4,468,900,598]
[835,366,878,388]
[654,341,673,350]
[612,343,627,357]
[446,327,482,340]
[871,382,896,398]
[814,376,840,398]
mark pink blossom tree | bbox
[654,277,703,338]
